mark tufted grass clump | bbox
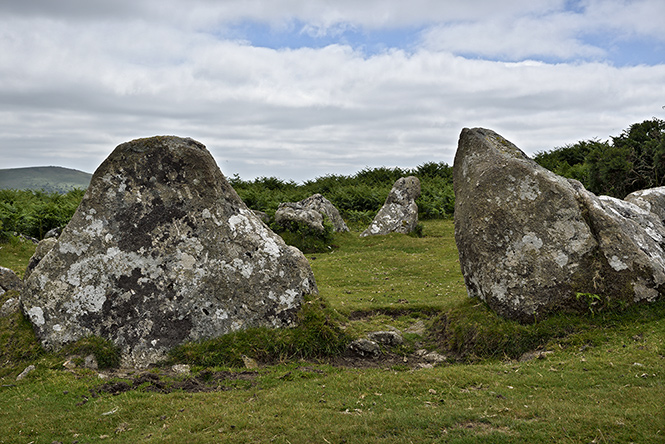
[60,336,121,369]
[0,290,44,377]
[168,295,351,367]
[431,296,665,361]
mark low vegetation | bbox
[1,220,663,443]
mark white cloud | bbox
[0,0,664,182]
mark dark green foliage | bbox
[535,118,665,198]
[0,188,85,240]
[272,218,337,253]
[167,296,351,367]
[60,336,121,370]
[231,162,455,224]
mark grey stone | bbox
[16,365,35,380]
[453,127,665,323]
[84,354,98,369]
[360,176,420,237]
[625,187,665,223]
[275,203,325,231]
[0,266,22,294]
[24,237,58,282]
[298,194,349,232]
[44,227,63,239]
[0,297,19,317]
[275,194,348,233]
[171,364,191,375]
[367,330,403,346]
[347,338,381,358]
[21,136,318,367]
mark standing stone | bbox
[275,194,349,233]
[360,177,421,237]
[21,136,318,367]
[454,128,665,323]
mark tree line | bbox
[533,118,665,198]
[0,162,455,240]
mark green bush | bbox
[272,218,337,254]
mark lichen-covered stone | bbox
[24,237,57,282]
[0,266,22,295]
[275,203,325,232]
[360,176,420,237]
[20,136,318,367]
[275,194,349,233]
[453,128,665,323]
[625,187,665,223]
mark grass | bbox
[1,220,664,443]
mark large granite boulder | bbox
[20,136,318,367]
[454,128,665,323]
[360,176,421,237]
[275,194,349,233]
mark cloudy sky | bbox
[1,0,664,182]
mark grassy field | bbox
[0,220,663,443]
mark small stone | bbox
[16,365,35,381]
[84,354,98,369]
[347,339,381,358]
[0,266,22,294]
[0,298,19,317]
[241,355,259,369]
[171,364,191,375]
[367,331,403,346]
[423,351,447,363]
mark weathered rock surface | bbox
[454,127,665,323]
[367,330,403,346]
[347,338,381,358]
[275,194,349,232]
[0,266,22,295]
[625,187,665,223]
[21,136,318,367]
[360,176,421,237]
[275,203,325,232]
[24,237,58,282]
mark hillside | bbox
[0,166,91,193]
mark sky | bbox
[1,0,664,183]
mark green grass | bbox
[1,220,664,443]
[0,235,36,279]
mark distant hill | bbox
[0,166,92,193]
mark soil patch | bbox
[90,370,258,397]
